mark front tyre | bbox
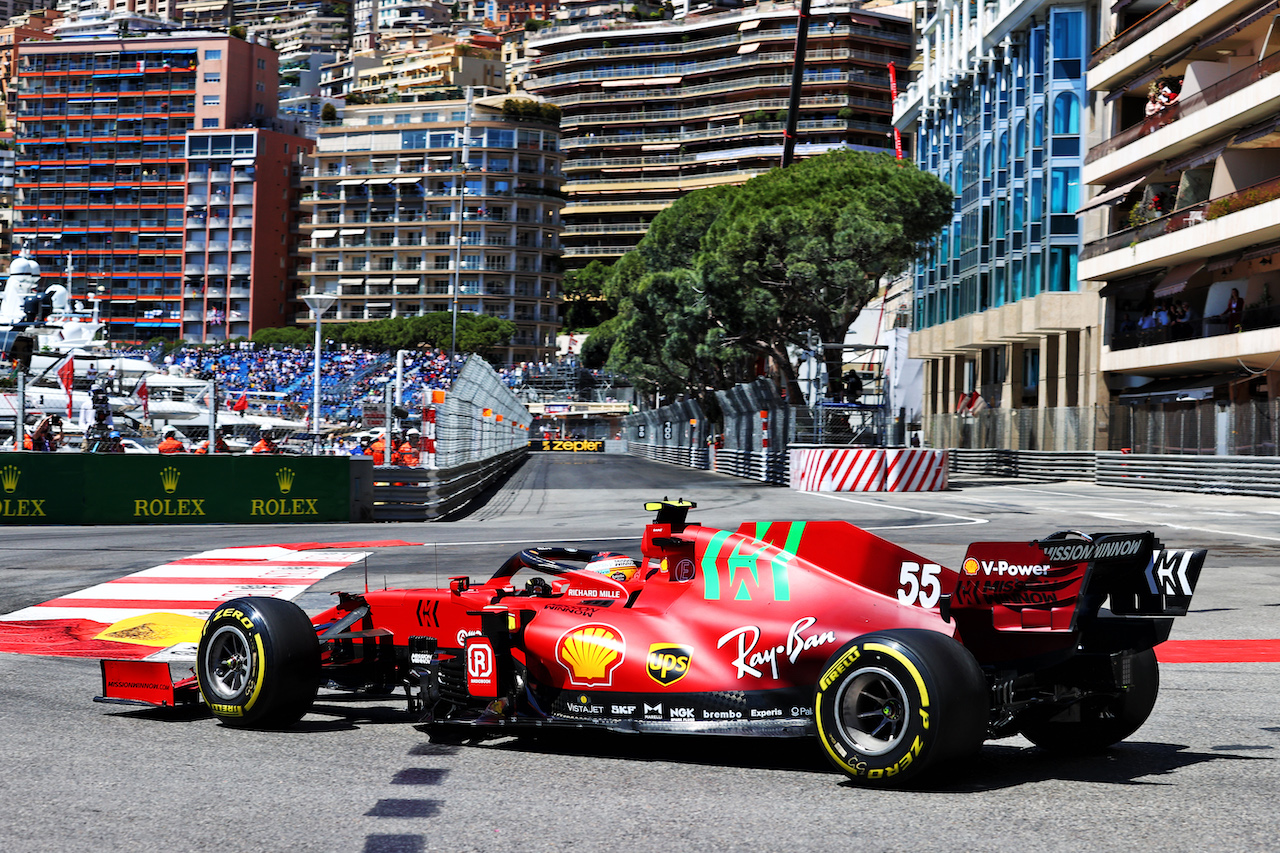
[196,597,320,728]
[815,629,988,786]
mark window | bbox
[1049,247,1077,292]
[1052,93,1079,134]
[257,59,266,70]
[421,112,438,123]
[203,73,220,83]
[395,113,411,124]
[203,95,220,106]
[205,50,222,60]
[256,81,264,92]
[403,130,426,148]
[1050,167,1079,213]
[202,118,219,128]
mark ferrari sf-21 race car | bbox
[100,501,1207,786]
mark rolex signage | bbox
[0,456,350,524]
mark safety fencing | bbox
[620,379,792,484]
[373,355,532,520]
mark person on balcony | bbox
[1225,288,1244,332]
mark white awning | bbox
[365,177,394,184]
[367,303,391,307]
[367,278,393,285]
[1153,261,1205,299]
[339,228,365,236]
[602,76,681,88]
[311,229,338,238]
[738,18,760,30]
[232,159,255,167]
[393,277,420,284]
[338,278,364,285]
[1076,174,1146,216]
[393,177,421,183]
[337,179,365,186]
[737,42,761,54]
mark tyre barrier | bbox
[789,447,948,492]
[371,448,528,521]
[712,447,789,484]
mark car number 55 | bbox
[897,562,942,609]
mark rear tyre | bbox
[196,597,320,728]
[1018,648,1159,752]
[815,629,988,786]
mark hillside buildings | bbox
[526,1,912,266]
[12,33,311,342]
[300,93,564,363]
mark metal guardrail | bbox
[949,449,1096,481]
[629,442,709,470]
[371,448,527,521]
[1095,452,1280,497]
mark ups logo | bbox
[646,643,693,686]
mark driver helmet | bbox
[589,551,638,582]
[164,428,177,437]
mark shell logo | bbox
[963,557,980,576]
[556,623,625,687]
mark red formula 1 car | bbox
[100,501,1207,786]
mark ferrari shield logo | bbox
[646,644,693,686]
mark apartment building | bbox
[893,0,1102,448]
[321,38,506,102]
[12,33,309,342]
[526,0,910,266]
[300,94,565,363]
[1080,0,1280,409]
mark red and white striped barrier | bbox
[790,448,948,492]
[884,449,949,492]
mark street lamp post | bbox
[301,290,337,455]
[450,87,475,381]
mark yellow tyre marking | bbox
[864,642,929,708]
[815,640,932,779]
[242,632,267,712]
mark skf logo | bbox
[276,467,294,494]
[556,623,625,687]
[160,466,181,494]
[962,557,980,576]
[646,643,692,686]
[1,465,19,493]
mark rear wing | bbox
[942,531,1207,666]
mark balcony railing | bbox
[1086,48,1280,165]
[1110,303,1280,351]
[1089,0,1188,70]
[1083,175,1280,261]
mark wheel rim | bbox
[834,666,911,756]
[204,625,253,701]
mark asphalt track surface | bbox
[2,453,1280,853]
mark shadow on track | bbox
[424,727,1268,790]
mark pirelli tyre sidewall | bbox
[196,597,320,728]
[814,629,987,786]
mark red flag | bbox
[233,393,248,412]
[137,379,149,418]
[57,357,75,418]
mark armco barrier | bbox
[372,448,527,521]
[948,448,1095,481]
[1095,452,1280,497]
[0,453,353,524]
[710,447,789,484]
[629,441,709,470]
